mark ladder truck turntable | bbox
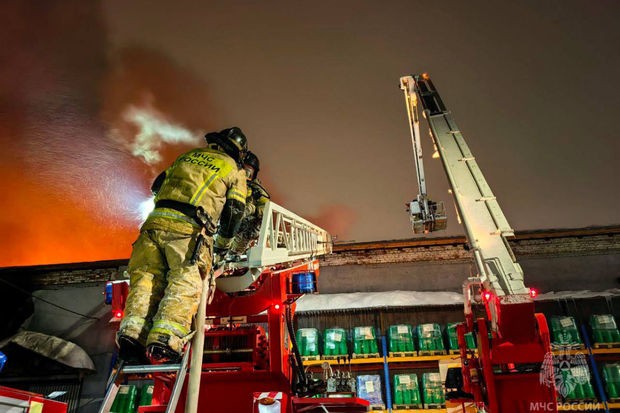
[401,73,556,412]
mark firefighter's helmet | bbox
[205,127,248,162]
[243,150,260,180]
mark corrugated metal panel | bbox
[296,305,464,334]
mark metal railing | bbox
[216,201,332,293]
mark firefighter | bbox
[117,127,248,364]
[230,151,270,255]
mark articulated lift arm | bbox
[400,75,531,329]
[402,77,448,235]
[400,74,555,413]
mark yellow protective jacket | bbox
[144,146,247,238]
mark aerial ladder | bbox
[101,201,368,413]
[400,74,556,412]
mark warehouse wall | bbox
[319,229,620,293]
[319,253,620,293]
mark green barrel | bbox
[388,324,414,353]
[550,316,582,346]
[447,323,459,351]
[582,382,596,399]
[603,363,620,399]
[393,373,421,406]
[590,314,619,344]
[564,366,594,400]
[353,326,378,355]
[447,323,476,350]
[323,328,348,357]
[422,372,444,405]
[416,324,444,353]
[139,384,153,407]
[464,332,476,349]
[110,385,138,413]
[296,328,320,357]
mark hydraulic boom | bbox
[400,74,556,412]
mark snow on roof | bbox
[295,289,620,313]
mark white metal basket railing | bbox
[216,200,332,292]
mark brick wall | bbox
[33,267,124,287]
[323,227,620,267]
[317,227,620,294]
[2,226,618,290]
[0,260,128,289]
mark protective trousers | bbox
[118,228,213,354]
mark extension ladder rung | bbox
[122,364,182,374]
[98,343,191,413]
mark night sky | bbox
[1,0,619,267]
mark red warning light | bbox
[529,288,538,299]
[114,310,123,319]
[273,304,281,310]
[483,292,492,301]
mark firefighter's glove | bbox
[213,234,233,266]
[213,246,227,268]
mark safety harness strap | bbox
[155,200,216,235]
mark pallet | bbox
[448,348,478,354]
[301,355,321,361]
[352,352,381,359]
[424,403,446,409]
[418,350,447,356]
[551,343,585,350]
[369,404,386,411]
[608,397,620,403]
[321,354,349,360]
[389,351,416,358]
[393,403,423,410]
[561,398,598,404]
[593,342,620,349]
